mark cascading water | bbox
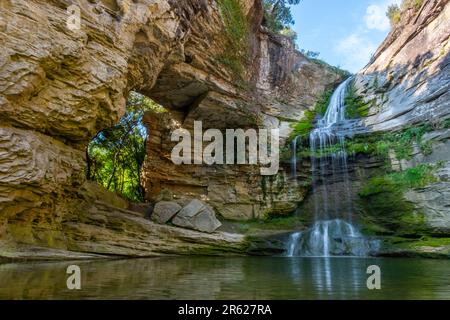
[287,78,379,257]
[291,136,301,178]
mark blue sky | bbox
[290,0,402,73]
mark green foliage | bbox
[408,237,450,248]
[373,140,390,156]
[289,89,333,139]
[87,92,165,202]
[402,0,424,10]
[389,124,433,159]
[300,50,320,59]
[217,0,249,78]
[444,118,450,128]
[359,164,438,197]
[263,0,301,33]
[300,50,351,78]
[386,4,401,26]
[344,82,371,119]
[386,0,424,28]
[354,124,434,160]
[291,117,436,161]
[279,27,298,43]
[297,138,377,158]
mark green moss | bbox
[410,237,450,248]
[359,164,438,197]
[358,191,428,237]
[289,89,334,139]
[444,118,450,128]
[359,124,434,160]
[402,0,424,11]
[379,235,450,259]
[357,164,440,239]
[217,0,249,79]
[290,122,437,161]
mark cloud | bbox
[335,34,378,72]
[364,0,402,31]
[333,0,402,72]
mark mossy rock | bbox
[377,236,450,259]
[78,181,129,209]
[357,190,430,238]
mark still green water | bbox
[0,257,449,299]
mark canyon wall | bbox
[0,0,342,258]
[355,0,450,132]
[353,0,450,252]
[140,10,344,220]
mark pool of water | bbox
[0,257,449,299]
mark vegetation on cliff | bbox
[217,0,250,78]
[289,89,334,139]
[87,93,165,202]
[386,0,425,27]
[288,121,439,161]
[263,0,301,33]
[357,162,447,256]
[359,164,438,197]
[344,82,372,119]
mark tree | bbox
[279,27,298,42]
[263,0,301,33]
[386,4,401,27]
[300,50,320,59]
[87,92,165,202]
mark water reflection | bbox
[0,257,449,299]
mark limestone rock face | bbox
[152,201,182,224]
[141,110,310,221]
[172,199,222,233]
[0,0,343,258]
[139,1,344,220]
[352,0,450,236]
[256,31,344,140]
[0,0,211,251]
[405,182,450,234]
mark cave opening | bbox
[86,92,166,203]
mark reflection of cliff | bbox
[1,257,449,299]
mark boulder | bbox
[151,201,181,224]
[172,199,222,233]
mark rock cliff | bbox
[352,0,450,256]
[355,0,450,132]
[0,0,342,258]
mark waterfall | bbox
[287,232,301,257]
[286,219,379,257]
[287,78,379,257]
[291,136,301,178]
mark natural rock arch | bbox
[0,0,343,258]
